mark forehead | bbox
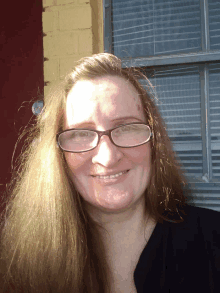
[64,76,145,128]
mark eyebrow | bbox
[112,116,143,122]
[67,116,144,129]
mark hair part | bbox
[0,53,189,293]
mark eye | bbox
[78,131,89,137]
[67,131,89,141]
[119,124,139,131]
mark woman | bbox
[0,53,220,293]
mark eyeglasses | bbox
[56,122,152,153]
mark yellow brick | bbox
[43,0,54,7]
[77,0,90,4]
[91,0,104,53]
[60,55,91,78]
[44,59,59,81]
[90,0,96,9]
[44,84,54,98]
[59,6,92,31]
[78,29,93,54]
[91,12,98,44]
[57,0,76,4]
[44,86,50,97]
[42,11,54,32]
[44,81,58,102]
[92,34,99,53]
[43,32,78,57]
[60,57,77,78]
[43,35,53,57]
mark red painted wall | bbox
[0,0,44,209]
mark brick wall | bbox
[42,0,103,95]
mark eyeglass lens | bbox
[112,124,150,147]
[58,124,151,152]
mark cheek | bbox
[125,144,151,167]
[64,152,91,175]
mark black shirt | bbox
[134,205,220,293]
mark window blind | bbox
[146,65,202,179]
[141,64,220,211]
[112,0,202,58]
[189,182,220,212]
[209,63,220,181]
[145,64,220,182]
[209,0,220,50]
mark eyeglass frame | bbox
[56,122,153,153]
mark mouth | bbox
[91,170,129,179]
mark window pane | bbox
[112,0,202,58]
[209,63,220,180]
[209,0,220,50]
[143,65,202,179]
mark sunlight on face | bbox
[64,76,151,214]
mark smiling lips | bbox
[92,170,129,179]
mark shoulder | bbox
[136,206,220,292]
[182,205,220,232]
[165,205,220,251]
[169,204,220,229]
[188,205,220,243]
[186,204,220,219]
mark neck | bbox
[85,196,150,242]
[85,196,157,291]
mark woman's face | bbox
[64,76,151,213]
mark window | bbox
[104,0,220,211]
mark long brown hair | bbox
[0,53,189,292]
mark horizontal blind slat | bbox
[146,65,203,178]
[112,0,201,58]
[208,0,220,50]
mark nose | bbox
[92,135,124,167]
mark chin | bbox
[87,189,143,213]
